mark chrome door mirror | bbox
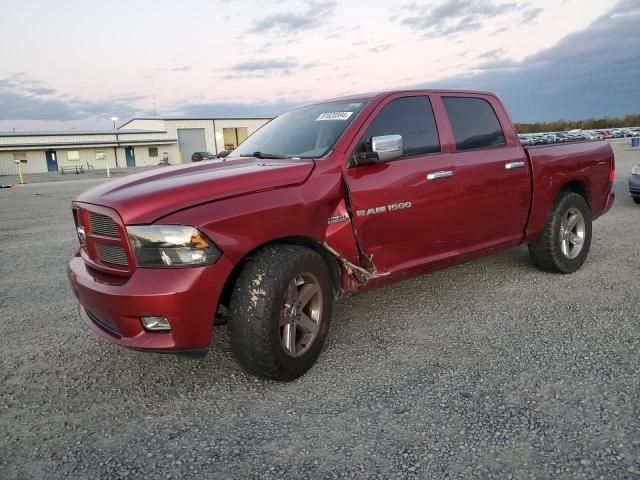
[371,135,403,162]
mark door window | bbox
[357,96,440,158]
[442,97,506,151]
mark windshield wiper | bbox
[240,151,285,159]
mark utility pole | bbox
[108,117,119,178]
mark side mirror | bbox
[372,135,403,162]
[349,134,404,168]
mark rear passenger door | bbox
[343,94,459,273]
[438,95,531,255]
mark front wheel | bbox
[528,192,592,274]
[633,197,640,205]
[229,245,334,381]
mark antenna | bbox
[152,96,158,117]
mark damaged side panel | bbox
[323,198,383,293]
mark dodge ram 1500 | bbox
[67,90,615,380]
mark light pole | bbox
[108,117,119,178]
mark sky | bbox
[0,0,638,131]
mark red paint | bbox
[67,89,615,354]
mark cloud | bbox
[0,74,144,121]
[416,0,640,121]
[249,0,337,34]
[475,58,519,70]
[231,58,299,71]
[478,48,505,59]
[167,66,192,72]
[370,44,392,53]
[25,87,57,95]
[398,0,517,37]
[521,6,543,22]
[176,100,296,118]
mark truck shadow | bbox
[73,245,538,395]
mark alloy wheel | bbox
[559,207,585,259]
[280,273,323,358]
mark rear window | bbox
[443,97,506,151]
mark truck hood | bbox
[76,157,315,224]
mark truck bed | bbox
[523,139,614,241]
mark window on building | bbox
[442,97,506,151]
[67,150,80,161]
[148,147,158,157]
[95,150,106,161]
[13,152,27,163]
[357,96,440,158]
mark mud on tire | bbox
[229,245,334,381]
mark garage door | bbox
[177,128,207,163]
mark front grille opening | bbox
[86,310,121,337]
[90,212,119,237]
[95,244,128,267]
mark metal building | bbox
[119,117,271,164]
[0,130,176,175]
[0,117,271,175]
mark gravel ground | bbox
[1,140,639,479]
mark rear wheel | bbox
[528,192,592,274]
[229,245,334,381]
[633,197,640,205]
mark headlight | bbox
[127,225,221,267]
[632,165,640,176]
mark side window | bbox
[358,96,440,158]
[443,97,506,151]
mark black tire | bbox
[528,191,592,274]
[633,197,640,205]
[229,245,334,381]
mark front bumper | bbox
[67,255,233,353]
[629,174,640,198]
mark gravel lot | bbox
[1,140,639,479]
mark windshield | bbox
[230,100,369,159]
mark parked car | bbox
[191,151,217,162]
[595,130,612,139]
[67,89,615,380]
[518,134,534,146]
[529,134,549,145]
[630,165,640,204]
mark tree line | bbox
[515,114,640,133]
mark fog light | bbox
[141,316,171,331]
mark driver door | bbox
[343,94,459,274]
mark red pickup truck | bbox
[67,90,615,380]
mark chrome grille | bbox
[95,244,128,266]
[89,212,119,237]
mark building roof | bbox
[118,117,272,128]
[0,129,167,137]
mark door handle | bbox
[505,161,525,170]
[426,170,453,181]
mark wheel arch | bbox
[559,179,591,208]
[218,236,342,310]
